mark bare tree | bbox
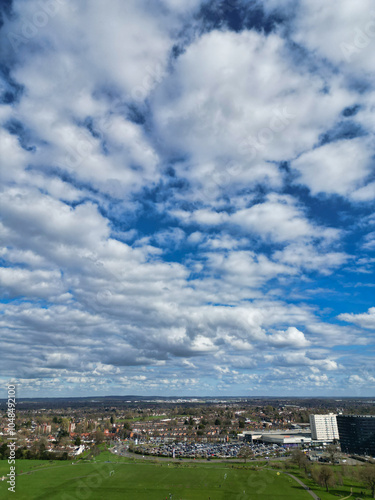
[312,465,336,492]
[290,449,309,471]
[238,446,254,463]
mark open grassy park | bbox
[0,450,374,499]
[0,452,309,500]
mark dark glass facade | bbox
[337,415,375,456]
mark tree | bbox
[95,429,104,445]
[290,449,309,472]
[38,437,48,454]
[336,472,343,486]
[74,436,81,446]
[60,418,69,433]
[313,465,336,492]
[214,418,221,426]
[238,446,254,463]
[59,435,71,448]
[0,443,9,459]
[16,436,27,448]
[326,444,339,464]
[360,465,375,498]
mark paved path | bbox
[284,473,320,500]
[339,487,353,500]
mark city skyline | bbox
[0,0,374,398]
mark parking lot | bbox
[113,441,286,460]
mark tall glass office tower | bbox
[336,415,375,456]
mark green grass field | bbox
[0,453,372,500]
[0,453,310,500]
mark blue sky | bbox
[0,0,374,397]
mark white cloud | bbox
[273,242,349,275]
[152,28,353,201]
[289,0,375,77]
[338,307,375,330]
[266,352,338,371]
[0,0,187,199]
[0,267,65,300]
[175,194,341,247]
[292,138,374,197]
[268,327,310,348]
[204,250,295,288]
[230,194,327,243]
[0,187,110,249]
[363,231,375,250]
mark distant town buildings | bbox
[337,415,375,456]
[36,424,52,434]
[1,397,374,460]
[309,413,339,442]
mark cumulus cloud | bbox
[152,28,353,201]
[174,194,341,247]
[268,327,310,348]
[0,267,65,300]
[273,243,349,275]
[266,352,339,371]
[339,307,375,330]
[292,138,374,198]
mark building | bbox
[260,433,311,447]
[337,415,375,456]
[241,431,263,443]
[240,430,311,447]
[309,414,339,441]
[36,424,51,434]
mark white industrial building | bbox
[261,433,311,446]
[309,413,339,442]
[239,430,311,447]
